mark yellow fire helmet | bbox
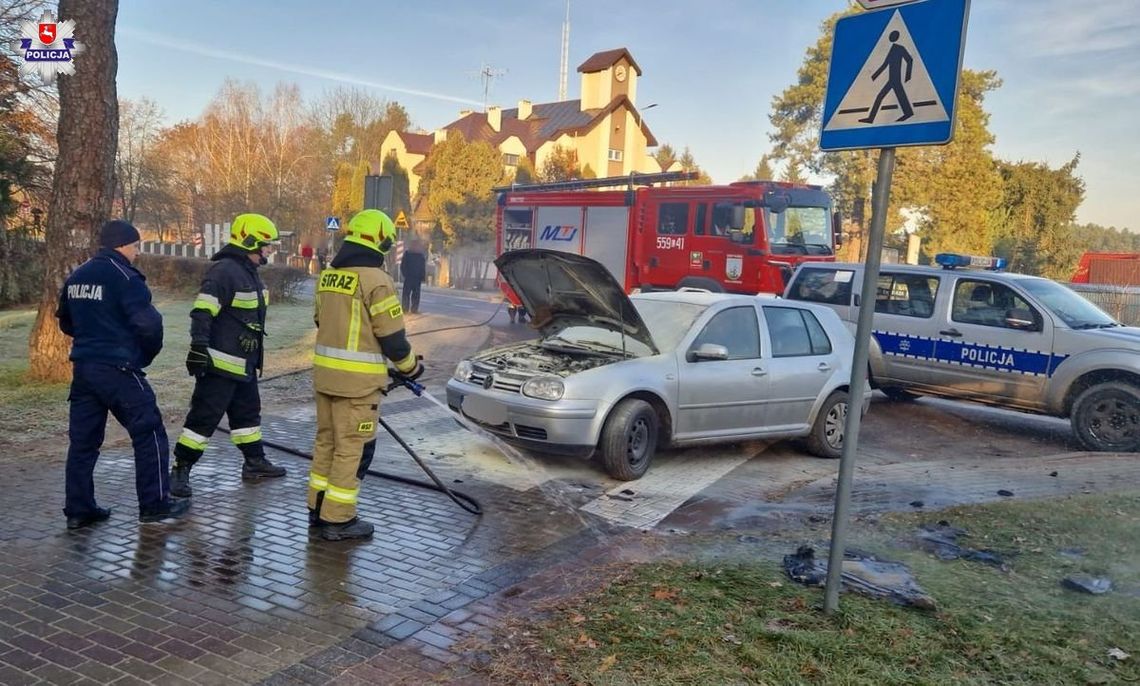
[228,213,279,251]
[345,209,396,254]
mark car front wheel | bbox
[599,399,659,480]
[805,390,849,459]
[1071,382,1140,452]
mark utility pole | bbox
[558,0,570,101]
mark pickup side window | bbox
[875,274,939,318]
[689,307,761,360]
[789,268,854,306]
[951,279,1040,330]
[657,202,689,235]
[763,306,832,357]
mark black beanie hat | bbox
[100,220,141,249]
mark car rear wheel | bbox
[805,390,849,459]
[599,399,659,480]
[1071,382,1140,452]
[881,387,920,402]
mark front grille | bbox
[469,367,525,394]
[514,424,548,440]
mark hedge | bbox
[135,255,309,303]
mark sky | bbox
[113,0,1140,231]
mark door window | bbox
[764,306,833,357]
[657,203,689,235]
[951,280,1040,329]
[688,307,760,360]
[875,273,939,318]
[789,268,854,306]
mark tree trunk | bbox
[27,0,120,382]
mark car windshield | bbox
[540,299,708,357]
[766,206,833,255]
[1019,279,1119,329]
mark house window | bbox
[503,153,520,166]
[607,149,623,162]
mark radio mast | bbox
[558,0,570,101]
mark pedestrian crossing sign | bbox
[820,0,970,151]
[394,211,409,230]
[325,216,340,231]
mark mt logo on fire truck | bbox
[540,225,579,241]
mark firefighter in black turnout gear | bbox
[170,213,286,497]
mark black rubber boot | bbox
[319,517,374,541]
[309,492,325,528]
[242,454,286,481]
[170,462,193,498]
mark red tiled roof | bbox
[576,48,642,76]
[400,132,434,156]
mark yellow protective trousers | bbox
[308,391,380,523]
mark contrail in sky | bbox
[119,27,482,106]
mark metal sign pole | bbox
[823,146,896,614]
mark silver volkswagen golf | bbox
[445,250,868,480]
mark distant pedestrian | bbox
[300,242,314,273]
[400,238,427,314]
[56,220,191,529]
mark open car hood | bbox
[495,249,659,355]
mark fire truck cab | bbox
[495,172,839,321]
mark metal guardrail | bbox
[1067,283,1140,326]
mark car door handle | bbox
[817,362,832,372]
[751,367,767,377]
[939,328,963,337]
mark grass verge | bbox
[478,492,1140,685]
[0,289,316,451]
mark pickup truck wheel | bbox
[599,399,658,480]
[1072,382,1140,452]
[881,387,920,402]
[805,390,848,459]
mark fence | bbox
[1068,283,1140,326]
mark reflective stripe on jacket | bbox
[313,266,416,398]
[189,245,268,381]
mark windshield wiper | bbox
[1071,322,1119,330]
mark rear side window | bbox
[764,306,833,357]
[789,268,854,306]
[875,273,940,318]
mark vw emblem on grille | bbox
[482,374,494,390]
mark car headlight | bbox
[453,360,474,383]
[522,376,564,401]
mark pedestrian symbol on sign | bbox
[325,216,340,231]
[824,10,949,133]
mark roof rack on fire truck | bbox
[493,170,698,195]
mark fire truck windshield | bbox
[766,206,833,256]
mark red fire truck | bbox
[494,171,841,321]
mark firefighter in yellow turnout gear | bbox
[310,210,423,541]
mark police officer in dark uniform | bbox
[170,213,287,497]
[57,220,191,528]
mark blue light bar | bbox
[934,253,1007,270]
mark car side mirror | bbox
[688,343,729,362]
[1006,309,1039,331]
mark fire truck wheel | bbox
[676,277,724,293]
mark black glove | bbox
[186,344,209,377]
[238,332,260,354]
